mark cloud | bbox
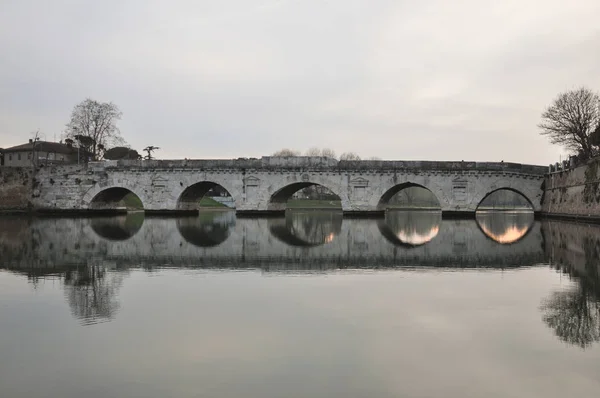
[1,0,599,163]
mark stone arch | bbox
[176,181,238,211]
[376,182,442,210]
[475,187,535,211]
[266,176,350,211]
[82,180,147,210]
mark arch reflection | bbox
[269,211,342,247]
[176,211,236,248]
[378,210,441,247]
[476,211,534,244]
[90,212,145,241]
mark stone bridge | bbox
[32,157,547,213]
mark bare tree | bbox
[143,146,160,160]
[304,147,337,159]
[539,87,600,159]
[273,148,301,156]
[321,148,336,159]
[340,152,361,161]
[305,147,321,156]
[65,99,124,161]
[30,129,40,168]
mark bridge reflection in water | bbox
[269,211,343,247]
[476,211,534,244]
[0,210,544,272]
[379,211,441,247]
[2,211,600,349]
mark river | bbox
[1,210,599,397]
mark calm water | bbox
[1,211,600,397]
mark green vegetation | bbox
[198,196,227,208]
[120,192,143,209]
[286,199,342,209]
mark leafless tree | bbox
[339,152,361,161]
[321,148,336,159]
[273,148,301,156]
[143,146,160,160]
[539,87,600,159]
[304,147,337,159]
[305,147,321,156]
[65,99,124,160]
[30,129,40,168]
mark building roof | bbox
[3,141,77,155]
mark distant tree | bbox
[304,147,337,159]
[368,156,382,160]
[65,99,124,161]
[305,147,321,156]
[103,147,141,160]
[539,87,600,159]
[340,152,361,161]
[321,148,336,159]
[273,148,301,156]
[143,146,160,160]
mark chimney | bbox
[29,139,33,144]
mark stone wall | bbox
[543,159,600,217]
[0,157,546,213]
[30,159,545,213]
[0,167,32,211]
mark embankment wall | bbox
[0,167,32,211]
[543,159,600,219]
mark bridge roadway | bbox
[32,157,547,213]
[1,214,545,273]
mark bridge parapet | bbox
[88,157,547,175]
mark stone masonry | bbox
[29,157,547,213]
[0,167,32,211]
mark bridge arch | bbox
[82,181,147,210]
[266,177,350,211]
[177,181,238,212]
[475,187,535,211]
[377,182,442,210]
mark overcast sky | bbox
[1,0,599,164]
